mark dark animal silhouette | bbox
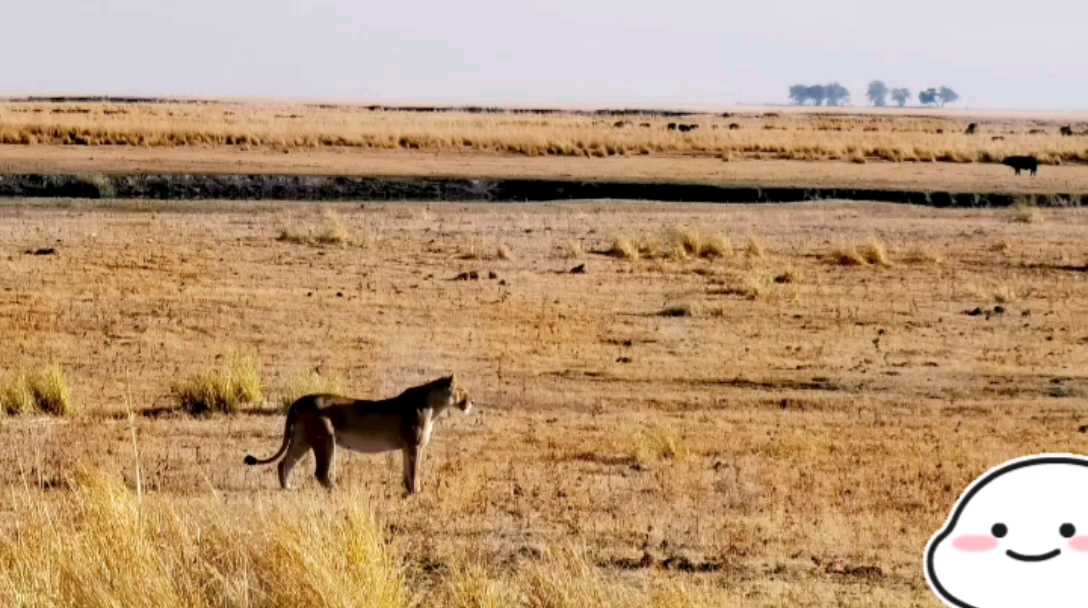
[639,122,651,128]
[728,123,741,130]
[677,124,699,133]
[667,122,677,131]
[965,123,977,135]
[936,129,944,134]
[1060,125,1074,136]
[1028,128,1046,135]
[1002,155,1039,176]
[991,136,1005,142]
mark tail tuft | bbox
[244,455,258,466]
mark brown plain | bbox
[1,198,1087,606]
[2,101,1088,195]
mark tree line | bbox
[788,81,960,107]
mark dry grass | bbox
[277,210,355,246]
[0,364,73,416]
[172,355,263,415]
[831,238,891,267]
[1011,200,1044,224]
[2,100,1087,166]
[3,199,1088,606]
[279,370,347,410]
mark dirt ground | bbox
[2,199,1088,605]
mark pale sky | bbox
[4,0,1085,110]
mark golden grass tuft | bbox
[1,365,73,416]
[173,355,263,415]
[277,210,355,246]
[0,473,409,608]
[831,238,890,267]
[605,237,640,260]
[745,235,766,258]
[279,370,347,410]
[859,238,891,267]
[1011,200,1043,224]
[667,228,731,259]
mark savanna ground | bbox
[2,100,1088,195]
[1,198,1087,606]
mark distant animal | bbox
[965,123,977,135]
[612,120,629,128]
[936,129,944,134]
[720,112,734,118]
[1060,125,1074,136]
[667,122,678,131]
[991,136,1005,142]
[1028,128,1047,135]
[1002,155,1039,176]
[677,124,699,133]
[244,375,473,493]
[728,123,741,130]
[639,122,651,128]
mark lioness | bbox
[244,375,472,493]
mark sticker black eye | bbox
[1060,523,1076,538]
[991,523,1008,538]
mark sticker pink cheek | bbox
[952,535,999,552]
[1067,536,1088,552]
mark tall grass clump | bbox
[277,210,355,246]
[667,228,731,259]
[172,355,263,415]
[0,474,409,608]
[1011,199,1043,224]
[279,370,347,410]
[1,364,73,416]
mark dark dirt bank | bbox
[0,173,1083,207]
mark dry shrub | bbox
[279,370,347,410]
[605,237,640,260]
[496,244,513,260]
[0,365,73,416]
[902,246,943,265]
[831,238,890,267]
[830,245,867,266]
[667,228,731,259]
[859,238,891,266]
[1011,200,1043,224]
[0,474,408,608]
[278,210,355,246]
[173,355,263,415]
[745,235,766,258]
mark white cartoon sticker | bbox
[925,454,1088,608]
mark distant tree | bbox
[890,88,911,107]
[938,86,960,107]
[825,82,850,106]
[866,80,889,107]
[788,84,829,106]
[789,84,809,105]
[919,88,940,106]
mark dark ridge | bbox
[0,173,1083,208]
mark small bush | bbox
[745,235,766,258]
[859,238,891,266]
[173,355,263,415]
[1011,200,1043,224]
[830,245,867,266]
[1,365,73,416]
[1,373,35,415]
[277,210,354,246]
[605,238,640,260]
[668,228,730,259]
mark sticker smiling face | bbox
[926,455,1088,608]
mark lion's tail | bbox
[243,405,298,466]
